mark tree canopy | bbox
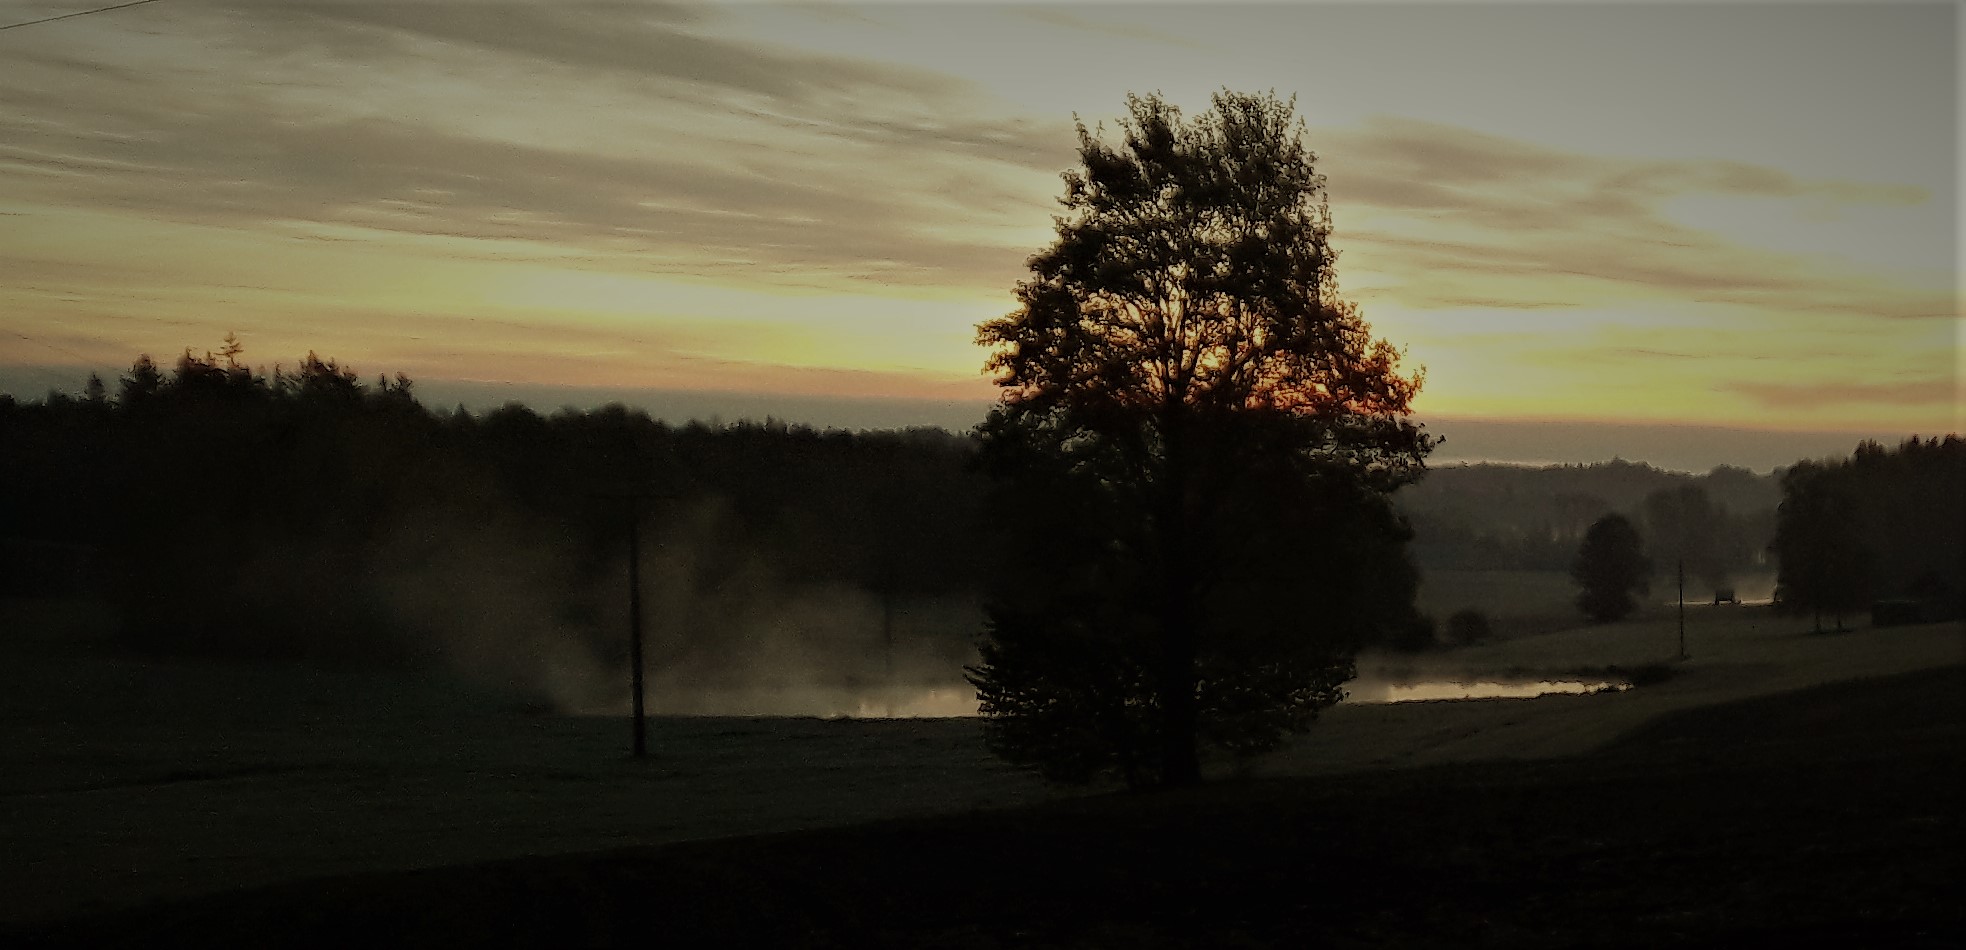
[1771,436,1963,630]
[1571,513,1650,623]
[968,90,1434,788]
[0,344,990,695]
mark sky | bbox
[0,0,1958,472]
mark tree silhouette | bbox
[118,353,163,411]
[1572,513,1650,623]
[1771,457,1873,631]
[968,90,1433,788]
[3,342,1015,677]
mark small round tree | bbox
[1572,513,1650,623]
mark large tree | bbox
[1770,464,1864,631]
[1754,437,1965,635]
[1571,513,1650,623]
[967,90,1433,788]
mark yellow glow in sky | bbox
[0,1,1957,449]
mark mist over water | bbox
[352,501,1654,719]
[573,683,982,719]
[369,515,1641,717]
[569,677,1636,719]
[355,500,983,718]
[368,513,617,711]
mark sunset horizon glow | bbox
[3,1,1958,471]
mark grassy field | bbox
[10,665,1959,948]
[0,600,1060,926]
[1412,568,1780,641]
[1414,568,1586,627]
[4,596,1961,946]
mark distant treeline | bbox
[1398,460,1780,579]
[0,345,985,671]
[1771,435,1964,627]
[3,345,1955,664]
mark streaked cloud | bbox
[1324,118,1953,321]
[0,1,1954,446]
[1723,377,1961,413]
[0,2,1069,298]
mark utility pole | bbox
[593,489,658,758]
[880,556,898,685]
[878,586,896,719]
[593,416,679,760]
[1677,558,1688,661]
[626,495,647,757]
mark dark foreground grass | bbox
[13,665,1962,949]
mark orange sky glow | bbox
[1,1,1957,470]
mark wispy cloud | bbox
[0,3,1952,436]
[1323,117,1952,321]
[0,3,1071,294]
[1012,8,1208,51]
[1722,377,1960,412]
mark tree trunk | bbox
[1159,577,1201,787]
[1156,417,1202,788]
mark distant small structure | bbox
[1711,588,1738,605]
[1872,572,1964,627]
[1870,599,1926,627]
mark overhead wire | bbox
[0,0,162,33]
[10,330,99,367]
[3,332,104,395]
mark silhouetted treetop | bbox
[0,342,991,664]
[970,90,1433,789]
[1773,435,1962,630]
[980,91,1426,466]
[1572,513,1649,623]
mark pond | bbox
[1348,677,1630,704]
[597,675,1632,718]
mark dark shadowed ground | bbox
[11,662,1960,949]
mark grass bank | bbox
[14,663,1960,949]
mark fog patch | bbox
[364,498,981,717]
[370,512,619,713]
[578,683,980,719]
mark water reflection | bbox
[592,677,1629,718]
[840,678,1633,714]
[1354,679,1629,703]
[600,685,983,719]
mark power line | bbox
[4,331,107,396]
[10,330,100,368]
[0,0,162,33]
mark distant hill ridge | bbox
[1397,460,1781,573]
